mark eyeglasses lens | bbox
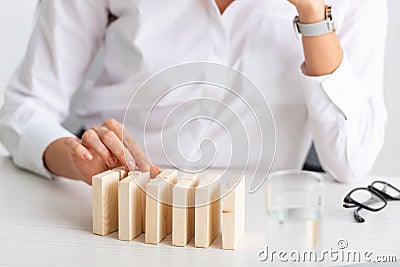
[350,189,386,210]
[372,182,400,199]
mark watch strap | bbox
[294,17,336,37]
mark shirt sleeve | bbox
[0,0,108,178]
[301,0,388,183]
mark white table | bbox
[0,155,399,266]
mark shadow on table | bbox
[0,156,93,233]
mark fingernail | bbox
[127,160,136,171]
[108,156,116,167]
[84,152,93,161]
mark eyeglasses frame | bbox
[343,180,400,223]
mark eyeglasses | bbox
[343,181,400,223]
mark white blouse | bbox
[0,0,388,184]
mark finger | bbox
[150,165,157,178]
[126,140,152,173]
[102,118,124,140]
[64,138,93,161]
[150,164,162,179]
[82,129,117,168]
[92,126,137,171]
[103,118,152,173]
[153,164,161,174]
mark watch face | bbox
[326,5,338,31]
[329,6,337,21]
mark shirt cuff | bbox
[301,53,368,121]
[18,117,75,179]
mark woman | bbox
[0,0,388,185]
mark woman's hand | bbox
[287,0,325,23]
[43,118,161,185]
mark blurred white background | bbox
[0,0,399,176]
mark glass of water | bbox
[265,170,323,253]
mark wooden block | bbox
[92,170,120,236]
[172,173,200,246]
[157,169,177,235]
[113,166,129,180]
[118,171,150,241]
[221,175,245,250]
[132,171,151,233]
[145,169,178,244]
[195,173,221,248]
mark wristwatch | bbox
[293,5,337,38]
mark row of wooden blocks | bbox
[92,168,245,250]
